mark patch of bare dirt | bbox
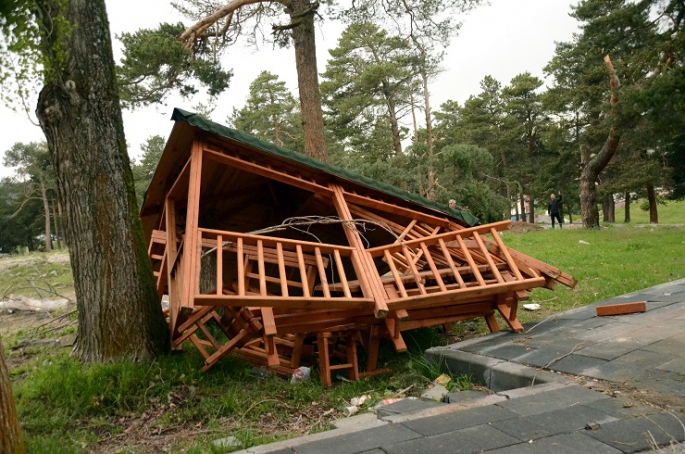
[509,221,545,234]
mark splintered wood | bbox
[142,119,577,387]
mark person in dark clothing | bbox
[548,191,563,228]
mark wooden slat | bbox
[420,242,447,292]
[596,301,646,316]
[315,247,331,298]
[473,232,505,284]
[366,220,511,257]
[389,276,547,311]
[203,148,333,196]
[330,183,389,318]
[257,240,267,296]
[438,238,466,288]
[261,307,277,336]
[276,243,289,297]
[333,250,351,298]
[402,245,426,295]
[342,190,451,229]
[296,245,311,298]
[216,235,223,295]
[456,235,485,286]
[489,228,524,281]
[237,237,245,296]
[384,250,408,298]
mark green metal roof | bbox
[171,108,480,227]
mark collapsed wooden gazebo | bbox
[140,109,576,386]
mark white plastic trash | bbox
[290,366,311,384]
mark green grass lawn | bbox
[621,199,685,224]
[502,224,685,324]
[4,209,685,453]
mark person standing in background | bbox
[548,191,563,228]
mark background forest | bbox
[1,0,684,250]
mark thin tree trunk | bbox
[519,193,526,221]
[647,184,658,223]
[422,70,433,157]
[40,179,52,251]
[602,193,615,223]
[624,191,631,223]
[0,335,25,454]
[409,90,419,143]
[268,90,283,147]
[580,56,622,229]
[382,85,403,155]
[289,0,327,162]
[51,196,61,248]
[527,193,535,224]
[34,0,169,362]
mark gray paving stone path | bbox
[236,279,685,454]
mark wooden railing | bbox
[365,222,542,305]
[191,228,374,310]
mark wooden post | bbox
[180,139,204,312]
[330,183,389,318]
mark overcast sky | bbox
[0,0,579,178]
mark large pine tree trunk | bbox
[34,0,169,362]
[289,0,327,162]
[0,336,25,454]
[647,184,658,223]
[40,179,52,251]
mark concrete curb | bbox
[425,346,572,392]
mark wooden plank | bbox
[402,245,426,295]
[596,301,646,317]
[317,334,332,387]
[420,242,447,292]
[384,250,408,298]
[366,221,512,257]
[333,250,352,298]
[489,228,524,281]
[473,232,505,284]
[216,235,223,295]
[456,235,485,286]
[438,238,466,289]
[330,183,389,318]
[237,237,245,296]
[484,314,500,333]
[296,245,311,298]
[342,190,451,228]
[389,276,547,311]
[202,328,254,371]
[180,142,204,310]
[276,243,289,297]
[194,294,373,310]
[315,247,331,298]
[203,148,333,196]
[257,240,267,296]
[261,307,277,336]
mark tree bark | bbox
[519,193,526,221]
[39,179,52,251]
[647,184,658,223]
[580,56,622,229]
[289,0,328,162]
[602,193,615,223]
[382,84,403,156]
[34,0,169,362]
[409,90,419,142]
[527,193,535,224]
[624,191,631,223]
[51,196,61,248]
[0,335,25,454]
